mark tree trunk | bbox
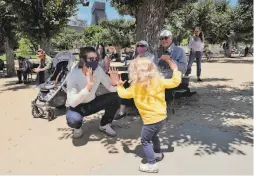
[39,38,52,55]
[4,37,15,76]
[135,0,166,57]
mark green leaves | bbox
[6,0,77,40]
[99,19,135,47]
[167,0,253,45]
[82,25,107,46]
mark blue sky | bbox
[75,0,132,25]
[76,0,238,25]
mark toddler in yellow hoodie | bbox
[112,56,181,173]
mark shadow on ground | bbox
[208,58,253,64]
[0,79,37,92]
[57,81,253,158]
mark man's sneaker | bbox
[73,128,83,139]
[197,78,203,82]
[99,124,116,136]
[23,80,29,84]
[139,163,158,173]
[155,152,164,161]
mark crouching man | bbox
[66,47,120,139]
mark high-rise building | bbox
[91,1,107,25]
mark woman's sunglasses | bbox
[159,36,169,41]
[136,44,146,47]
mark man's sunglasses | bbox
[159,36,169,41]
[136,45,146,47]
[87,57,98,61]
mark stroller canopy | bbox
[52,51,76,71]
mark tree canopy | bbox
[4,0,78,54]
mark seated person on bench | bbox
[16,56,32,84]
[157,30,196,101]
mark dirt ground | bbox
[0,57,253,175]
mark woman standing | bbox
[185,27,204,82]
[96,43,110,73]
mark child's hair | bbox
[128,57,162,87]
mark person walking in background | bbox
[185,27,204,82]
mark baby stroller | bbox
[31,51,75,121]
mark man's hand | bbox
[109,67,126,86]
[161,55,171,62]
[86,68,94,91]
[33,68,41,73]
[161,55,178,71]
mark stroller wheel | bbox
[47,110,55,121]
[32,106,44,118]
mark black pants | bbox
[17,70,29,81]
[37,71,45,84]
[67,93,120,129]
[119,73,135,106]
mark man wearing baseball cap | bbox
[157,30,196,101]
[157,30,187,78]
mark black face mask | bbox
[86,60,98,70]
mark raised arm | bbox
[117,86,133,99]
[161,71,181,89]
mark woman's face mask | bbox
[137,45,147,54]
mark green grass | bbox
[0,54,5,60]
[0,52,37,61]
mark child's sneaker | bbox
[139,163,158,173]
[155,152,164,161]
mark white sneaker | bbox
[73,128,83,139]
[139,163,158,173]
[99,124,116,136]
[155,153,163,161]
